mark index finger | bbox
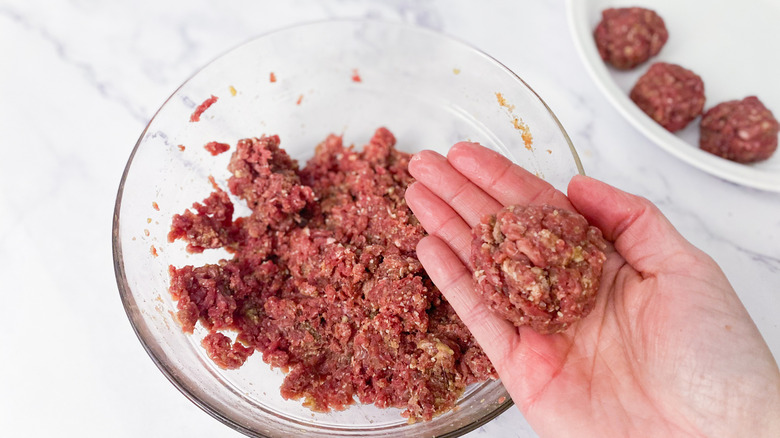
[447,142,573,210]
[416,235,518,374]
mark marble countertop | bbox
[1,1,777,437]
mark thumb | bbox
[567,175,696,276]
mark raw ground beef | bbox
[201,332,255,370]
[190,95,218,122]
[594,7,668,70]
[204,141,230,156]
[167,128,496,421]
[700,96,779,163]
[630,62,705,132]
[471,204,607,334]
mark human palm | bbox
[405,142,780,437]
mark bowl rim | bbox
[113,17,581,438]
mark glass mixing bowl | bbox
[113,19,581,438]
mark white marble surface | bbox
[1,1,778,437]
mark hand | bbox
[405,142,780,438]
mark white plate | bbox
[566,0,780,192]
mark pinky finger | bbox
[416,235,518,371]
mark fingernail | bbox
[448,148,478,174]
[410,150,444,168]
[418,149,447,161]
[409,150,446,183]
[451,141,482,153]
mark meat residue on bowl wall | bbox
[190,95,219,122]
[204,141,231,156]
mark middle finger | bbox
[405,182,475,266]
[408,150,503,227]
